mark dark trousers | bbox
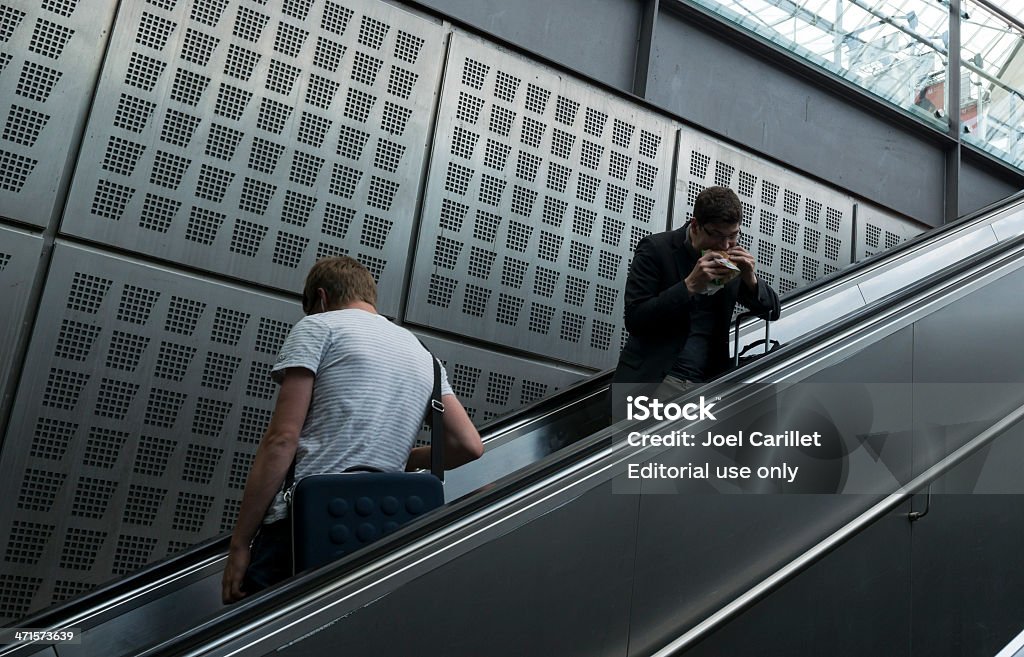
[242,519,292,595]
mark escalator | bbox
[4,192,1024,657]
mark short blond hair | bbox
[302,256,377,313]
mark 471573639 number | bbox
[0,628,82,645]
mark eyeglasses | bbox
[700,224,742,242]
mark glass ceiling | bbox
[685,0,1024,168]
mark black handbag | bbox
[286,356,446,573]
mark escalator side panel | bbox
[911,272,1024,488]
[637,256,1024,655]
[629,494,892,657]
[757,285,866,347]
[857,228,998,305]
[911,494,1024,657]
[626,327,916,655]
[912,270,1024,387]
[910,274,1024,653]
[666,423,1024,657]
[56,569,221,657]
[675,500,914,657]
[911,419,1024,656]
[267,479,638,657]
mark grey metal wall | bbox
[406,33,675,369]
[0,242,299,615]
[961,158,1024,218]
[648,6,949,227]
[0,0,120,228]
[668,268,1024,657]
[413,1,1023,225]
[675,131,917,297]
[417,333,584,426]
[0,0,970,622]
[59,0,447,316]
[410,0,643,92]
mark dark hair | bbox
[693,186,742,227]
[302,256,377,313]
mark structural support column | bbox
[633,0,660,98]
[944,0,962,224]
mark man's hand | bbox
[726,246,759,289]
[221,543,251,604]
[684,252,738,294]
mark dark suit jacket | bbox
[612,225,780,387]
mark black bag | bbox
[732,310,782,368]
[287,356,446,574]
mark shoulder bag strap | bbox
[428,354,445,482]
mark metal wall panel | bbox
[407,32,676,369]
[415,333,587,429]
[0,0,119,229]
[960,158,1022,219]
[0,242,301,621]
[855,202,927,261]
[411,0,642,91]
[676,131,857,297]
[58,0,446,316]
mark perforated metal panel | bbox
[676,131,857,298]
[406,33,675,369]
[855,202,925,261]
[0,0,119,228]
[413,333,587,444]
[0,242,300,621]
[0,225,43,421]
[59,0,445,316]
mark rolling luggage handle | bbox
[732,310,781,368]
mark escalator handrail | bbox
[136,230,1024,656]
[15,190,1023,635]
[767,190,1024,307]
[13,192,1024,649]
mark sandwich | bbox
[706,250,741,284]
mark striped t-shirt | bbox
[263,309,453,523]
